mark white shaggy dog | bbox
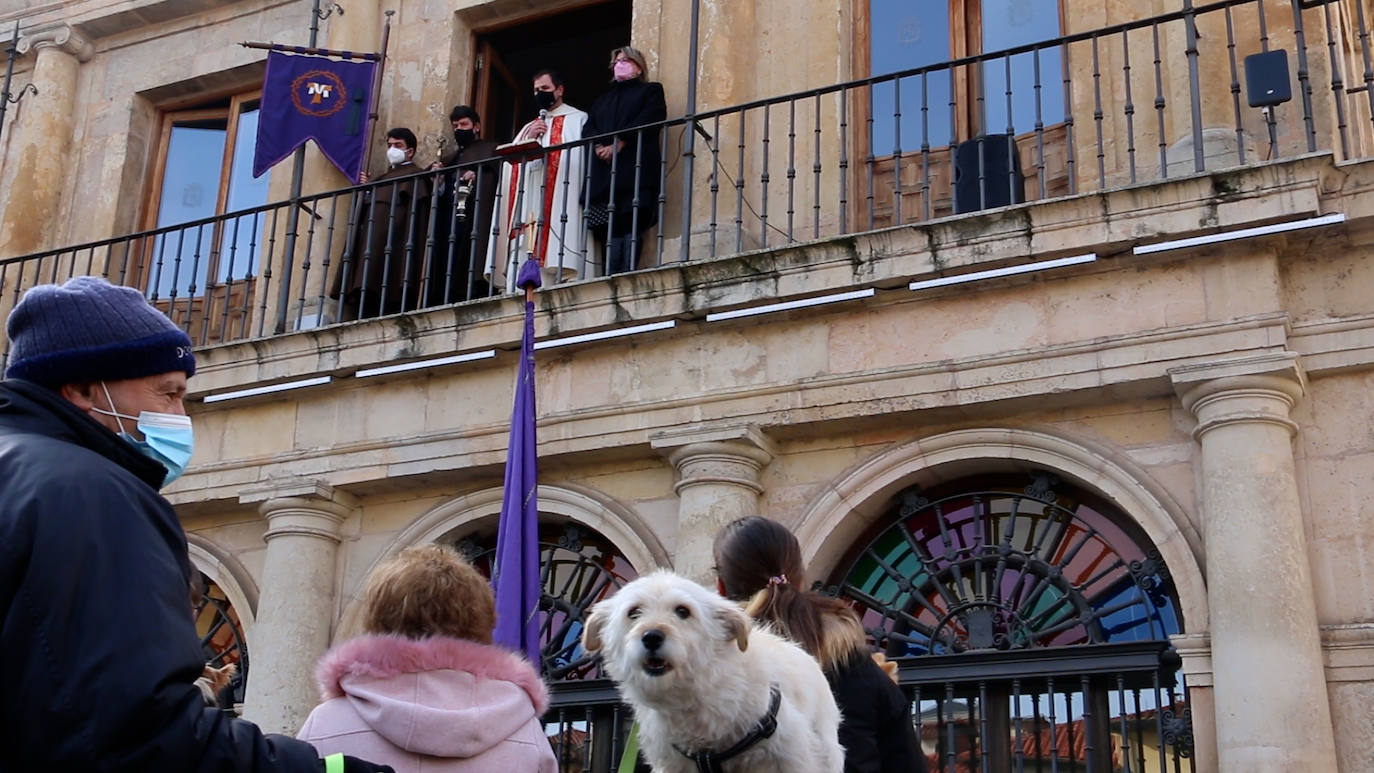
[583,571,843,773]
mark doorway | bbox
[472,0,633,143]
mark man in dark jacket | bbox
[0,276,391,773]
[428,105,501,303]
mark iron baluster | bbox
[786,97,797,241]
[736,109,747,253]
[1117,675,1134,773]
[1061,41,1078,194]
[257,207,279,338]
[629,127,646,267]
[244,211,263,339]
[1123,30,1138,182]
[1153,24,1169,177]
[297,192,324,328]
[813,94,822,239]
[921,71,933,220]
[1351,0,1374,140]
[1225,8,1248,166]
[978,680,991,773]
[1092,34,1107,188]
[1012,679,1026,773]
[1321,0,1350,157]
[1182,0,1207,172]
[605,134,620,277]
[1032,46,1047,199]
[761,103,771,247]
[656,127,669,265]
[838,88,849,235]
[562,139,578,275]
[893,77,904,224]
[866,81,877,231]
[1003,55,1017,206]
[709,114,721,257]
[1289,0,1318,152]
[220,215,244,340]
[441,167,462,305]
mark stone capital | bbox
[651,424,777,494]
[1170,631,1213,687]
[240,478,356,542]
[1170,352,1306,439]
[17,24,93,62]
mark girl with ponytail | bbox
[713,516,928,773]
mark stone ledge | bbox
[185,153,1339,397]
[165,312,1292,506]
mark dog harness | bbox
[672,683,782,773]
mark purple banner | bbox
[492,259,545,665]
[252,51,376,182]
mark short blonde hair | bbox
[609,46,649,80]
[361,544,496,643]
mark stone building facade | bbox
[3,1,1374,772]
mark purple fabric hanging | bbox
[491,258,544,665]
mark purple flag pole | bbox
[492,258,544,665]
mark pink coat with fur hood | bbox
[298,634,558,773]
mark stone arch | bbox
[186,534,259,640]
[795,427,1209,633]
[335,483,669,640]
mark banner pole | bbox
[273,0,325,335]
[358,10,394,181]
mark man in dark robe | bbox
[428,105,501,304]
[331,127,431,320]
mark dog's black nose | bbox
[641,629,665,651]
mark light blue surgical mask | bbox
[93,382,194,487]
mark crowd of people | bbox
[1,275,925,771]
[331,46,668,322]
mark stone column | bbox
[1171,353,1337,773]
[0,24,92,258]
[652,424,776,583]
[239,480,355,734]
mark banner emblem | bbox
[292,70,347,117]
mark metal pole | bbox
[358,11,393,181]
[677,0,701,262]
[0,22,20,141]
[274,0,324,334]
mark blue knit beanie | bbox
[4,276,196,387]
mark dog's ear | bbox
[582,606,606,653]
[718,603,750,652]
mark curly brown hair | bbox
[361,544,496,643]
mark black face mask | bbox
[453,128,476,147]
[534,90,557,111]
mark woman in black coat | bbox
[582,46,667,276]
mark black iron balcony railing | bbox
[1,0,1366,366]
[542,641,1194,773]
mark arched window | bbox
[826,472,1195,773]
[449,522,639,682]
[192,571,250,709]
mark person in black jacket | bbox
[0,276,391,773]
[582,46,667,276]
[714,516,930,773]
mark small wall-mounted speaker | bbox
[1245,50,1292,107]
[953,134,1024,215]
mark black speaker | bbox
[954,134,1024,214]
[1245,50,1292,107]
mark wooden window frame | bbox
[139,89,262,296]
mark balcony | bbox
[1,0,1368,377]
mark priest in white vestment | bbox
[484,70,590,292]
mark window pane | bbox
[149,124,226,298]
[870,0,952,153]
[980,0,1065,136]
[219,105,270,283]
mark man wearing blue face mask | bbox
[0,276,393,773]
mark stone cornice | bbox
[17,23,93,62]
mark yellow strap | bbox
[324,753,346,773]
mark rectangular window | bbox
[145,93,268,299]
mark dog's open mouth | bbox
[642,656,672,676]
